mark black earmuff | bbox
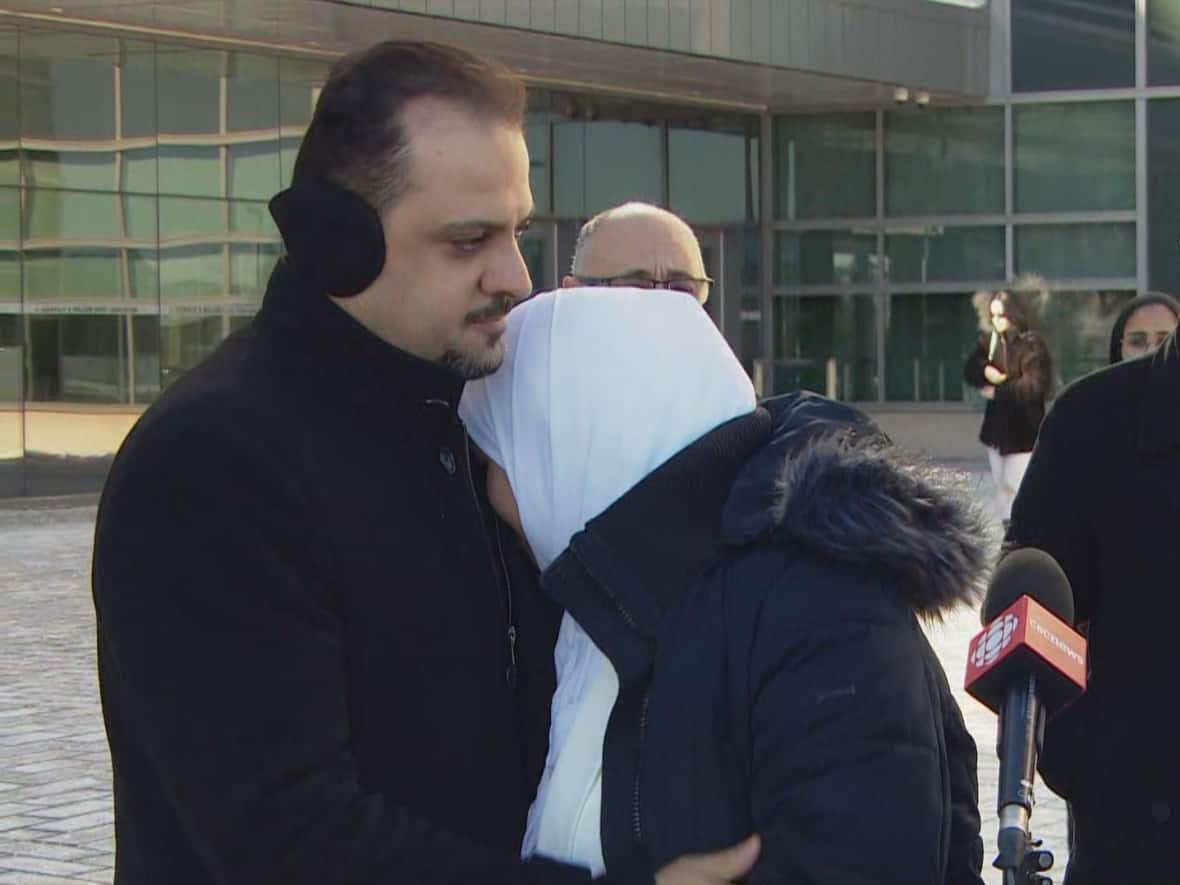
[268,178,387,298]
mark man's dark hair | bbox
[292,41,526,213]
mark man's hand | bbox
[981,385,995,400]
[655,835,761,885]
[983,365,1007,385]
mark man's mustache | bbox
[465,295,516,325]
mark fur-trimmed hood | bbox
[723,393,989,618]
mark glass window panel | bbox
[0,255,17,305]
[0,312,21,402]
[227,143,281,201]
[775,230,878,285]
[23,249,123,301]
[158,145,221,198]
[526,115,551,216]
[24,151,116,192]
[132,313,160,403]
[121,147,158,195]
[156,45,220,135]
[128,249,159,300]
[884,107,1003,217]
[553,120,662,218]
[0,29,18,188]
[0,185,17,246]
[229,200,275,236]
[27,314,128,403]
[1041,290,1135,382]
[226,53,277,133]
[669,123,758,224]
[160,314,222,387]
[159,195,225,241]
[160,246,225,300]
[24,189,122,241]
[885,292,980,402]
[1151,0,1180,85]
[884,226,1006,284]
[20,32,117,141]
[772,295,877,401]
[121,193,157,242]
[20,32,121,193]
[120,40,157,140]
[230,242,281,299]
[1012,0,1135,92]
[774,114,875,220]
[1148,99,1180,291]
[1014,102,1135,213]
[1016,223,1136,280]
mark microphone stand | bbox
[995,674,1056,885]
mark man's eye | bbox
[454,236,486,252]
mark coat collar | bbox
[541,409,772,674]
[1139,332,1180,457]
[254,258,466,412]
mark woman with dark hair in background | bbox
[963,288,1053,527]
[1108,292,1180,364]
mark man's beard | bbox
[441,294,515,380]
[441,344,504,380]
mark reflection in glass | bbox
[1150,0,1180,85]
[160,315,222,387]
[0,311,21,496]
[884,107,1003,217]
[132,314,160,403]
[553,119,662,217]
[279,57,329,187]
[773,114,875,220]
[885,292,979,402]
[1014,102,1135,213]
[772,295,877,401]
[669,122,758,224]
[0,187,17,303]
[0,28,17,188]
[775,230,878,285]
[885,227,1005,284]
[1012,0,1134,92]
[1015,223,1136,280]
[526,114,551,216]
[27,314,128,403]
[1148,100,1180,291]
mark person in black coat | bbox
[1107,292,1180,364]
[1005,334,1180,884]
[462,288,987,885]
[963,289,1053,525]
[92,41,745,885]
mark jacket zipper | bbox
[460,430,518,688]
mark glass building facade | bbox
[1,1,1179,494]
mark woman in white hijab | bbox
[461,288,988,885]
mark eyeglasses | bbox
[1122,330,1173,353]
[574,274,713,300]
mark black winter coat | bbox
[543,393,988,885]
[1006,336,1180,885]
[91,261,637,885]
[964,331,1052,455]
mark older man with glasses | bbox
[563,202,713,304]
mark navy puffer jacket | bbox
[543,392,988,885]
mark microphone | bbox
[965,549,1087,882]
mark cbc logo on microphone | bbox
[972,613,1019,668]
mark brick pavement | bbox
[0,474,1071,885]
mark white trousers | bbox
[987,447,1032,522]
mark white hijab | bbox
[459,286,757,572]
[460,288,756,874]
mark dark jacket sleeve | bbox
[742,557,957,885]
[92,414,635,885]
[963,337,989,389]
[995,333,1052,406]
[1004,394,1099,799]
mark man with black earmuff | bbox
[90,40,758,885]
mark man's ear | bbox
[561,275,579,289]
